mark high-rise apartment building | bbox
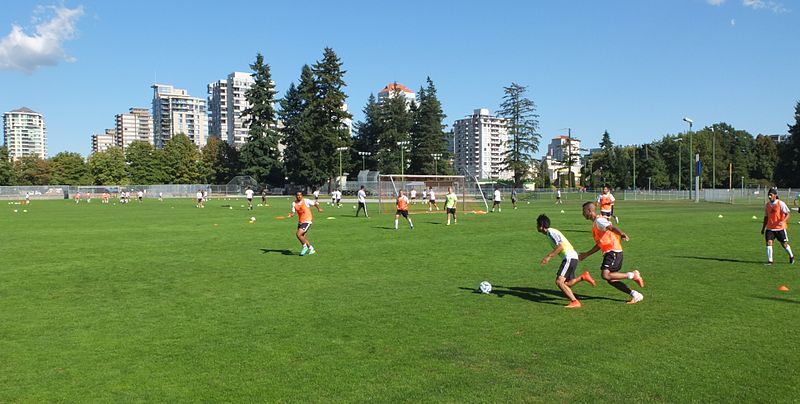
[115,107,153,149]
[91,129,116,153]
[208,72,254,147]
[452,108,511,180]
[151,84,208,148]
[3,107,47,160]
[378,83,416,107]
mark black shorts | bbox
[247,198,253,202]
[446,207,456,214]
[429,199,436,203]
[557,258,579,280]
[600,210,613,217]
[493,200,501,205]
[358,202,366,208]
[511,198,517,203]
[197,198,203,203]
[601,251,624,272]
[297,222,312,234]
[556,196,561,200]
[765,230,788,243]
[335,199,341,204]
[396,209,409,218]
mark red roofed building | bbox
[378,82,416,108]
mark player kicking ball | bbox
[762,188,794,265]
[287,191,322,256]
[394,190,414,230]
[578,201,645,304]
[537,214,596,308]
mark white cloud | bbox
[707,0,726,5]
[730,18,736,25]
[742,0,788,13]
[0,5,84,74]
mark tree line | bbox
[579,102,800,190]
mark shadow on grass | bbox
[558,229,592,234]
[672,255,763,264]
[459,286,625,305]
[751,295,800,304]
[260,248,295,256]
[374,226,396,230]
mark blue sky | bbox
[1,0,798,157]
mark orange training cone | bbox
[778,285,790,292]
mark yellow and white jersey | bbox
[546,228,579,260]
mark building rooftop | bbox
[379,83,414,94]
[8,107,39,114]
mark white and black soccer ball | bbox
[479,281,492,294]
[250,216,256,222]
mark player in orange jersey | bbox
[394,190,414,230]
[761,188,794,265]
[597,186,618,223]
[287,191,322,256]
[578,201,645,304]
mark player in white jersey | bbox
[410,189,417,205]
[137,190,144,203]
[356,186,369,217]
[537,214,596,308]
[555,189,563,205]
[427,187,439,211]
[245,187,255,210]
[196,190,204,208]
[313,188,320,201]
[491,187,502,212]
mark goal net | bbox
[376,175,489,214]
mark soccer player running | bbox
[445,186,458,225]
[287,191,323,256]
[196,190,204,208]
[578,201,645,304]
[394,190,414,230]
[537,214,596,308]
[245,187,254,210]
[491,187,502,212]
[555,188,563,205]
[762,188,795,265]
[356,185,369,217]
[597,186,618,223]
[511,189,518,210]
[428,186,439,212]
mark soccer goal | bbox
[377,174,489,214]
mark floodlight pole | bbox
[358,151,371,171]
[431,153,443,175]
[336,147,348,179]
[683,117,694,202]
[632,144,636,192]
[676,138,683,192]
[397,141,410,177]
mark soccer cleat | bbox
[765,262,773,266]
[566,300,582,309]
[307,247,315,255]
[632,270,645,288]
[300,246,309,256]
[581,271,597,287]
[627,291,644,304]
[791,256,795,264]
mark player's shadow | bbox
[459,286,623,305]
[260,248,295,256]
[559,229,591,233]
[373,226,396,230]
[751,295,800,304]
[673,255,763,264]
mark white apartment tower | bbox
[151,84,208,148]
[452,108,511,180]
[3,107,47,160]
[115,107,153,149]
[208,72,255,147]
[378,83,416,107]
[91,129,116,153]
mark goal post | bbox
[376,174,489,214]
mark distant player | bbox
[287,191,322,256]
[410,189,417,205]
[445,186,458,225]
[196,190,204,208]
[23,192,30,205]
[74,192,81,204]
[422,189,428,204]
[597,186,618,223]
[511,189,518,210]
[202,189,209,202]
[245,187,254,210]
[491,187,502,212]
[158,192,163,202]
[761,188,794,265]
[137,190,143,203]
[394,190,414,230]
[555,189,563,205]
[537,214,596,308]
[578,201,645,304]
[313,188,320,201]
[261,189,268,206]
[334,189,342,208]
[794,191,799,206]
[428,186,439,211]
[356,185,369,217]
[102,192,110,204]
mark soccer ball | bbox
[250,217,256,221]
[479,281,492,294]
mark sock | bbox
[627,272,634,279]
[767,246,773,262]
[394,219,398,229]
[408,219,413,228]
[786,246,794,258]
[630,290,637,296]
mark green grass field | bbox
[1,196,798,402]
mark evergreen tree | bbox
[50,152,88,185]
[352,93,382,172]
[409,77,449,175]
[776,101,800,187]
[240,53,284,185]
[126,141,164,184]
[162,134,201,183]
[375,84,412,174]
[280,66,315,185]
[496,83,540,187]
[88,147,127,185]
[0,146,13,185]
[600,130,614,151]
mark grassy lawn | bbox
[1,196,798,402]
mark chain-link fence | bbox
[0,185,69,200]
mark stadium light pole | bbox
[358,151,371,171]
[675,138,683,192]
[632,144,637,192]
[397,141,410,177]
[336,147,348,180]
[683,117,693,200]
[431,153,443,175]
